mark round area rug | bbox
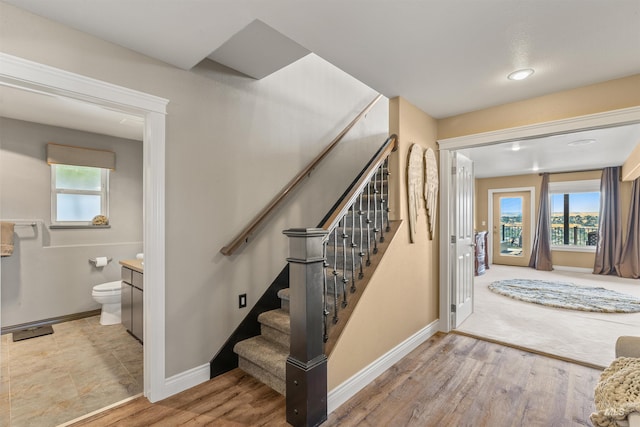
[488,279,640,313]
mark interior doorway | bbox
[437,106,640,334]
[491,190,532,266]
[0,53,169,406]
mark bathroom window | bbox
[51,164,109,226]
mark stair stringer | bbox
[323,219,402,356]
[326,219,439,393]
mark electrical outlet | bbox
[238,293,247,308]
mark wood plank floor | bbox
[70,333,601,427]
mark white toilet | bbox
[92,281,122,325]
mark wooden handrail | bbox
[320,134,397,232]
[220,94,384,256]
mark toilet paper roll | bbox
[95,256,108,267]
[136,253,144,260]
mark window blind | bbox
[47,143,115,170]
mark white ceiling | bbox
[0,85,143,140]
[2,0,640,174]
[460,123,640,178]
[5,0,640,119]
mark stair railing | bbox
[319,134,397,339]
[220,94,383,256]
[283,134,397,427]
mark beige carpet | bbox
[456,264,640,369]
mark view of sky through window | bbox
[501,197,522,215]
[551,192,600,213]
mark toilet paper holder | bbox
[89,257,112,266]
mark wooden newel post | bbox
[283,228,329,427]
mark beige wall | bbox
[328,97,439,389]
[475,170,632,269]
[438,74,640,139]
[0,3,390,377]
[1,118,143,326]
[623,142,640,181]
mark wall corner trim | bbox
[327,319,440,414]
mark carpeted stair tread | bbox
[278,287,339,312]
[258,309,291,348]
[238,357,286,395]
[277,288,289,301]
[233,336,287,380]
[261,324,290,348]
[257,309,290,334]
[277,288,290,312]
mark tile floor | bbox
[0,316,142,427]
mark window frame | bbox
[50,164,110,227]
[548,179,600,252]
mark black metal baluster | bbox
[379,164,386,243]
[341,217,348,308]
[384,157,391,233]
[322,240,329,342]
[358,193,365,279]
[350,202,357,293]
[332,226,339,324]
[365,178,372,266]
[372,168,379,254]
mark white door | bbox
[452,152,474,328]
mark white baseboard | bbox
[327,319,439,413]
[553,265,593,274]
[159,363,210,400]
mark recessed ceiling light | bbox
[568,139,596,147]
[507,68,535,81]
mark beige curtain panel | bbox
[616,177,640,279]
[529,173,553,271]
[594,167,622,275]
[47,143,115,170]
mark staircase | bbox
[233,164,395,396]
[233,300,290,394]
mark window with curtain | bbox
[549,180,600,250]
[51,164,109,224]
[47,143,114,226]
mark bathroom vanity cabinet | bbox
[120,260,143,343]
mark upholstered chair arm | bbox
[616,336,640,358]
